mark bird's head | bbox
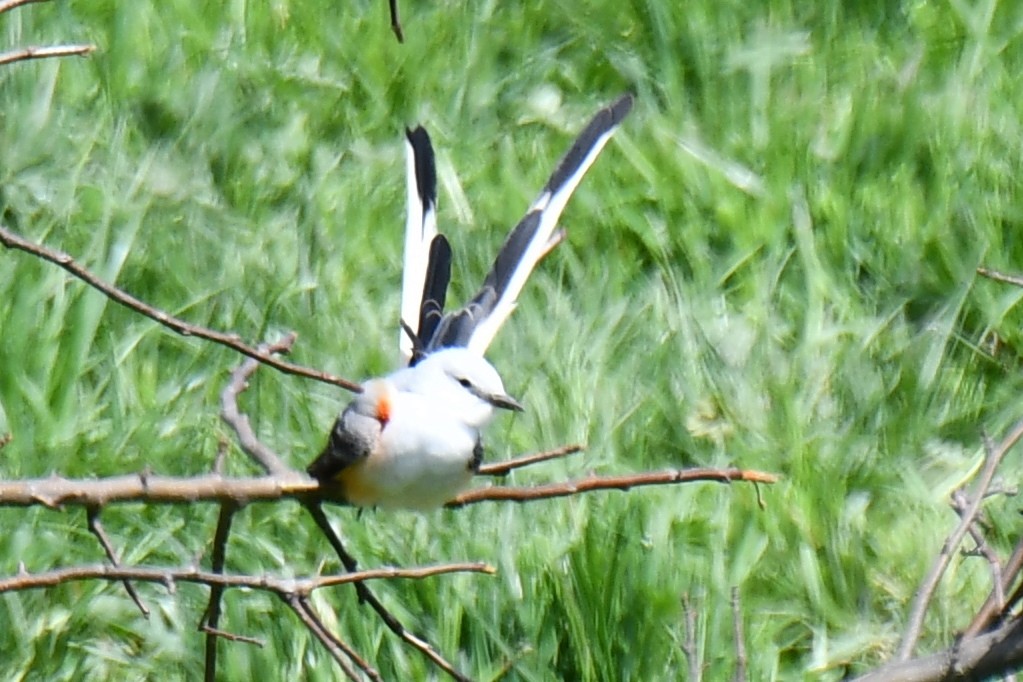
[404,347,523,429]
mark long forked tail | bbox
[427,93,635,353]
[400,126,440,364]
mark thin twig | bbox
[300,595,384,682]
[0,224,362,392]
[856,616,1023,682]
[283,594,363,681]
[977,266,1023,288]
[220,335,297,475]
[681,594,701,682]
[0,561,494,594]
[387,0,404,42]
[448,467,779,507]
[86,507,149,617]
[305,503,473,682]
[0,0,48,13]
[213,437,229,476]
[731,587,747,682]
[951,489,1005,618]
[477,443,584,476]
[0,44,95,67]
[0,466,779,509]
[965,538,1023,638]
[897,417,1023,660]
[202,503,238,682]
[200,625,264,647]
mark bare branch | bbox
[476,443,584,476]
[202,503,238,682]
[0,44,95,67]
[303,595,383,682]
[732,587,747,682]
[965,538,1023,638]
[388,0,404,42]
[856,616,1023,682]
[897,417,1023,660]
[977,265,1023,288]
[87,507,149,617]
[0,561,494,595]
[220,336,297,476]
[0,224,362,392]
[951,489,1005,620]
[448,467,779,507]
[0,466,779,509]
[199,625,264,648]
[0,472,317,508]
[0,0,50,13]
[681,594,701,682]
[305,503,473,682]
[283,595,364,681]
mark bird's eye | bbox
[457,377,472,388]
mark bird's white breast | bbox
[360,390,479,510]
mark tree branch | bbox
[305,502,473,682]
[0,561,494,595]
[86,507,149,617]
[447,467,779,507]
[387,0,404,42]
[681,593,702,682]
[0,224,362,392]
[0,466,779,509]
[856,616,1023,682]
[977,265,1023,288]
[0,44,95,66]
[476,443,584,476]
[220,335,297,476]
[897,417,1023,660]
[202,503,238,682]
[283,594,365,681]
[0,0,49,13]
[965,537,1023,638]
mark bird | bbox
[307,93,634,510]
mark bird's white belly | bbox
[366,416,478,510]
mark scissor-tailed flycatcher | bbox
[307,94,634,510]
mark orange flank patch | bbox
[336,464,381,507]
[375,392,391,425]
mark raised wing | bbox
[423,93,634,353]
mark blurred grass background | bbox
[3,0,1023,679]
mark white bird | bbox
[307,94,634,510]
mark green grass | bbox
[3,0,1023,679]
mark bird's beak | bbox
[488,392,524,412]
